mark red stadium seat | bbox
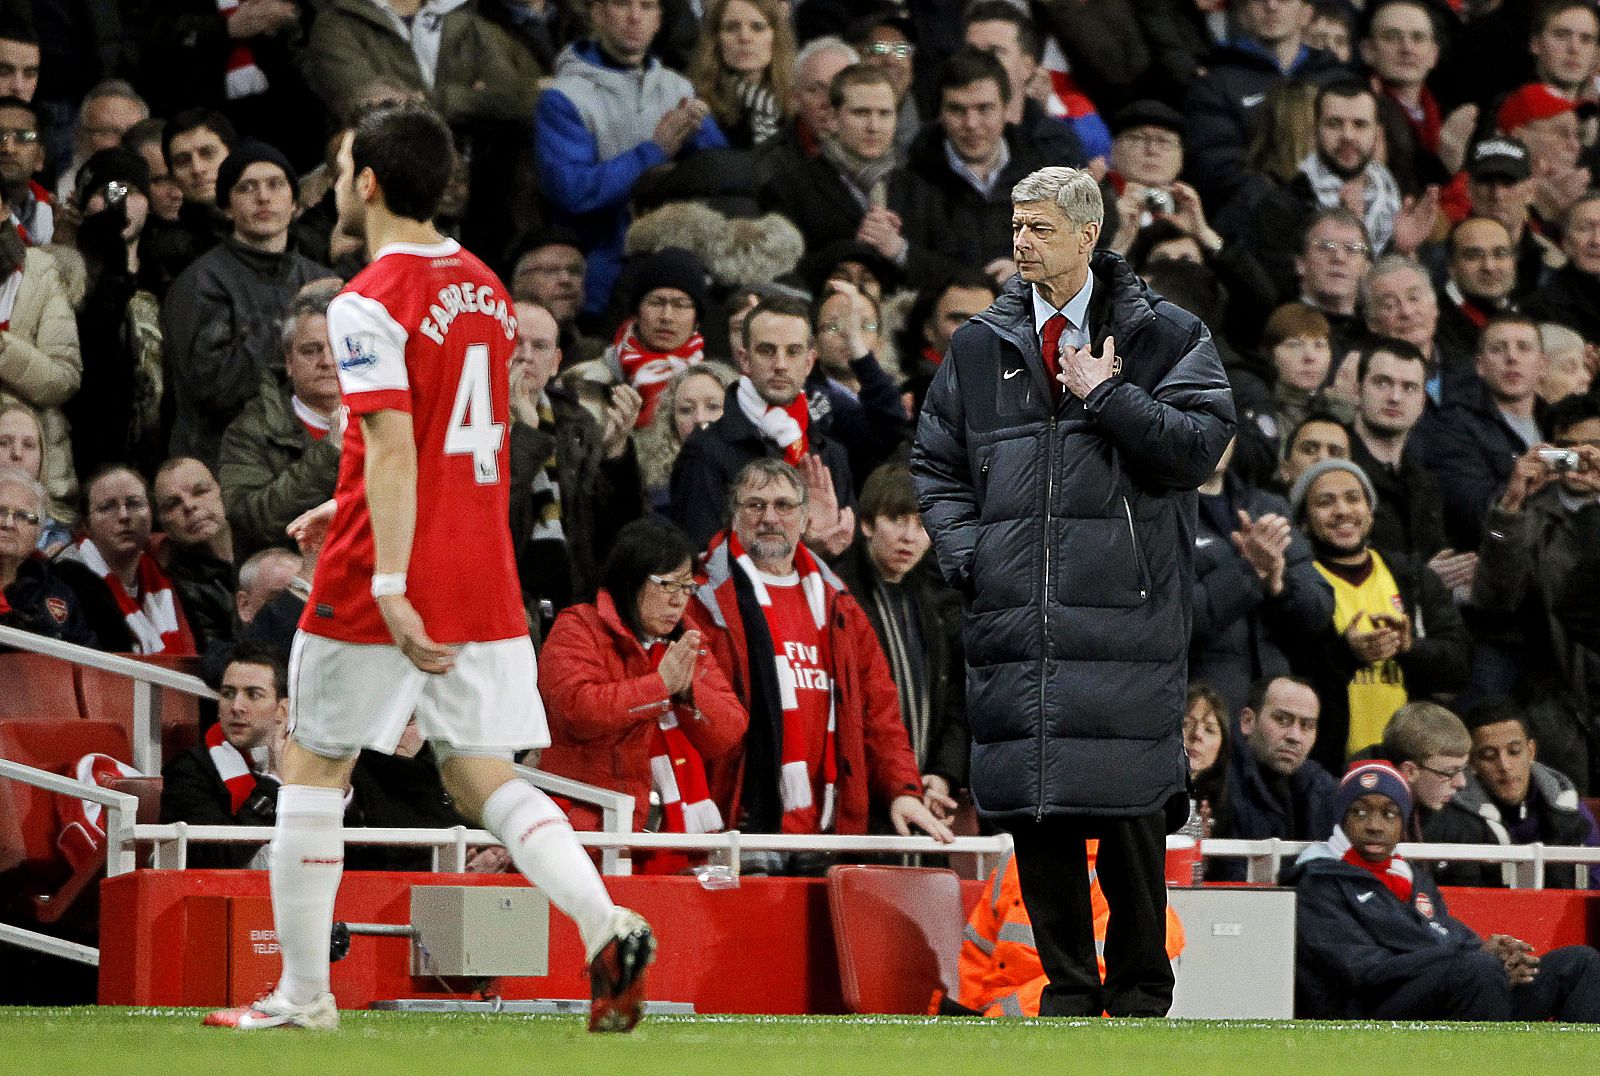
[826,865,964,1014]
[0,651,85,721]
[0,720,132,924]
[76,664,202,764]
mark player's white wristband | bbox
[370,573,408,598]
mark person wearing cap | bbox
[897,48,1051,282]
[511,229,603,365]
[1104,100,1222,262]
[1497,83,1589,235]
[1289,758,1600,1021]
[566,246,706,432]
[161,139,334,473]
[535,0,728,319]
[1283,457,1469,772]
[1463,137,1553,298]
[67,147,167,482]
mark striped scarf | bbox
[735,375,809,466]
[642,640,723,834]
[217,0,270,99]
[525,393,564,543]
[60,538,195,655]
[206,722,258,814]
[870,582,930,769]
[726,73,781,145]
[726,529,837,832]
[609,318,705,428]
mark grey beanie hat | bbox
[1288,457,1377,519]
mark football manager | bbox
[910,165,1234,1017]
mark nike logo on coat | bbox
[1241,93,1265,107]
[1356,891,1376,903]
[1003,368,1024,379]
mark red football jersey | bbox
[299,238,527,645]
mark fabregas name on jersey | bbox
[418,280,517,346]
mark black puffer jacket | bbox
[911,252,1235,822]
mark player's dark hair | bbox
[350,103,455,222]
[224,640,290,699]
[601,519,699,640]
[161,108,237,168]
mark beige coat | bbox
[0,248,83,521]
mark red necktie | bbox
[1041,313,1067,406]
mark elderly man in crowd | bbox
[914,164,1232,1017]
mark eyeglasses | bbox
[647,574,698,596]
[0,506,39,526]
[233,175,290,197]
[90,497,150,516]
[866,41,914,59]
[1373,28,1434,46]
[1310,238,1371,258]
[0,128,38,146]
[641,295,695,313]
[1347,804,1403,822]
[1418,761,1468,781]
[736,497,803,518]
[1121,132,1182,151]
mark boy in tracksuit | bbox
[1287,760,1600,1021]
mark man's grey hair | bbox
[1011,166,1104,228]
[1357,254,1429,314]
[729,458,808,521]
[81,79,148,115]
[795,36,860,74]
[280,280,344,344]
[238,546,302,592]
[0,465,46,516]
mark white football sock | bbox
[270,784,346,1006]
[481,780,616,958]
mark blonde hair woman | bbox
[688,0,796,149]
[635,363,737,514]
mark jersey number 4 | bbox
[444,343,505,485]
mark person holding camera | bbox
[1471,393,1600,793]
[1104,100,1190,255]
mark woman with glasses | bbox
[0,401,71,552]
[688,0,796,151]
[537,518,747,873]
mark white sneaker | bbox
[204,990,340,1030]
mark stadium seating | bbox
[0,720,132,924]
[826,865,963,1014]
[76,658,203,762]
[0,652,83,722]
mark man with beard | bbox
[154,456,238,654]
[1284,458,1470,773]
[1243,81,1431,288]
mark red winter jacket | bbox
[693,537,924,834]
[536,590,748,833]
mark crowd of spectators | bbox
[2,0,1600,1014]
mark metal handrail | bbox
[1201,838,1600,887]
[0,623,215,774]
[511,764,634,875]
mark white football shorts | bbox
[287,630,549,759]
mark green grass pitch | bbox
[5,1009,1600,1076]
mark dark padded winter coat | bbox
[911,252,1235,822]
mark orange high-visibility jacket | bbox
[957,844,1186,1017]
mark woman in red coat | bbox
[538,519,748,872]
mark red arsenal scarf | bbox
[206,722,258,815]
[725,529,837,832]
[1331,824,1415,902]
[610,317,706,427]
[61,538,196,655]
[217,0,270,99]
[642,640,723,834]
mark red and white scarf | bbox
[218,0,270,100]
[61,538,195,655]
[206,722,259,815]
[642,641,723,834]
[726,530,836,832]
[610,317,705,428]
[57,752,143,870]
[1330,824,1415,903]
[735,375,809,466]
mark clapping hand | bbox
[856,205,907,262]
[1345,611,1402,665]
[657,629,702,697]
[601,383,643,459]
[1231,510,1291,596]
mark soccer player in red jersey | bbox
[205,104,654,1034]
